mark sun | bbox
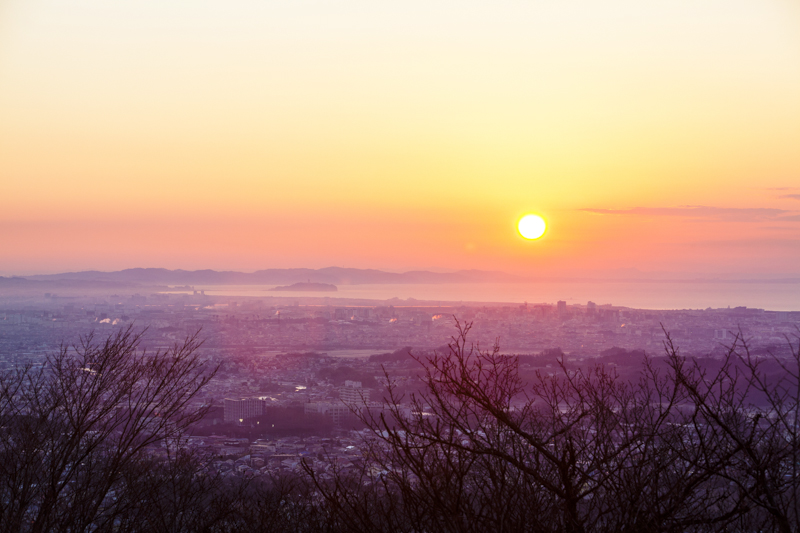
[518,214,547,240]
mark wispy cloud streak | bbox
[581,206,790,221]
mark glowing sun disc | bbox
[518,214,546,240]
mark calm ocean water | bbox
[189,281,800,312]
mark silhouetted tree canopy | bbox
[3,323,800,532]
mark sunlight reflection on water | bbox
[177,281,800,311]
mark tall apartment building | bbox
[224,397,264,423]
[340,380,370,405]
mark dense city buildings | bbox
[1,286,799,477]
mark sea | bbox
[174,281,800,312]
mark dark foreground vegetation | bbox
[1,324,799,532]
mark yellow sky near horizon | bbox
[1,0,799,275]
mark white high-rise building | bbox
[224,398,264,422]
[340,380,369,405]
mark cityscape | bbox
[2,0,799,530]
[2,278,799,481]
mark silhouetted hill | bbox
[369,346,415,363]
[24,267,522,285]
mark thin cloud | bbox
[685,238,800,249]
[580,206,789,221]
[779,194,800,201]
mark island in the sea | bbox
[268,282,338,292]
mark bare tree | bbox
[308,320,800,533]
[5,321,798,532]
[667,330,800,533]
[0,326,216,533]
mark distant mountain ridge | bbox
[12,268,800,288]
[23,267,523,286]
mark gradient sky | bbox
[1,0,799,276]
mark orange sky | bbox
[1,0,799,276]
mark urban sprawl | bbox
[2,289,798,480]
